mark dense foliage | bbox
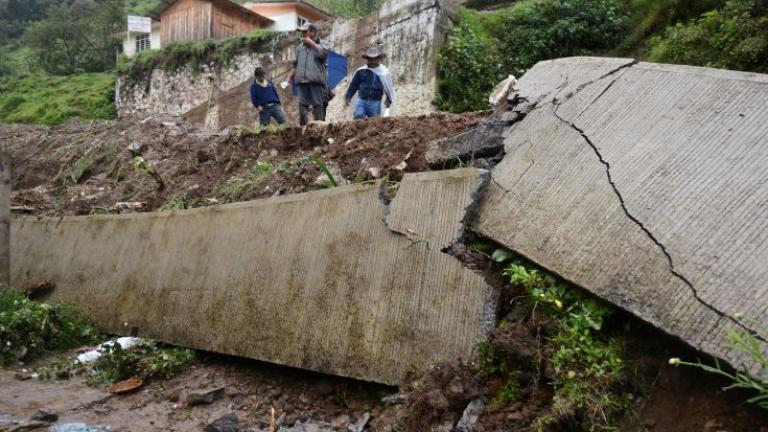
[436,0,630,112]
[0,285,100,365]
[23,0,123,75]
[649,0,768,72]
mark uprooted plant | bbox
[133,155,165,191]
[85,339,196,386]
[0,285,100,365]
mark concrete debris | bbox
[425,119,509,169]
[455,399,484,432]
[488,75,518,107]
[114,202,146,213]
[205,413,239,432]
[12,169,494,385]
[186,387,226,406]
[29,410,57,423]
[475,57,768,371]
[348,412,370,432]
[381,393,408,405]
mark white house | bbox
[243,1,334,32]
[120,19,162,57]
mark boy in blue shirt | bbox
[344,48,394,119]
[250,66,286,127]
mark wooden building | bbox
[153,0,274,45]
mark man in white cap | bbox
[287,22,329,125]
[344,47,394,119]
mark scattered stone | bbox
[348,412,370,432]
[186,387,226,406]
[13,371,31,381]
[55,368,72,380]
[330,414,349,429]
[381,393,408,405]
[114,202,147,213]
[206,413,239,432]
[455,399,484,432]
[7,420,50,431]
[314,381,334,397]
[30,410,58,422]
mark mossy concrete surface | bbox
[11,169,493,385]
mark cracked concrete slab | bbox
[11,169,493,385]
[475,57,768,370]
[386,168,488,250]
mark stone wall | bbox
[116,0,454,129]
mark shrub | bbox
[505,263,629,431]
[649,0,768,72]
[0,285,100,365]
[436,1,630,112]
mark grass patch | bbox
[487,259,630,431]
[220,160,282,202]
[0,285,100,365]
[118,30,277,81]
[0,72,115,125]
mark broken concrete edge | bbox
[482,57,768,372]
[380,168,499,356]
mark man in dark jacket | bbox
[344,47,394,119]
[287,23,329,125]
[250,66,286,127]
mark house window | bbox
[297,16,308,28]
[136,33,151,53]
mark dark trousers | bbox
[259,104,286,126]
[297,83,326,125]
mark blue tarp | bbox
[292,51,348,95]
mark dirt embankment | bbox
[3,114,768,431]
[4,113,485,217]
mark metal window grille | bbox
[136,34,151,53]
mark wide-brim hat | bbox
[297,23,316,32]
[362,47,384,59]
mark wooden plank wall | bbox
[161,0,211,46]
[211,2,263,40]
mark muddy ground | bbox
[5,113,484,216]
[3,115,768,431]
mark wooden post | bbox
[0,152,9,285]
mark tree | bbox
[23,0,124,74]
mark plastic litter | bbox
[75,337,142,364]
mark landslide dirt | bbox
[4,113,485,216]
[3,114,768,431]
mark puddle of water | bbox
[50,423,109,432]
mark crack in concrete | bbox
[549,105,763,342]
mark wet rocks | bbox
[206,413,240,432]
[186,387,226,406]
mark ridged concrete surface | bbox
[476,57,768,369]
[12,169,493,385]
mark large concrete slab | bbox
[475,57,768,369]
[12,169,494,385]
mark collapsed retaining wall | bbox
[476,57,768,371]
[12,169,495,385]
[117,0,452,129]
